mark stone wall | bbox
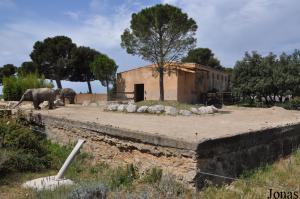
[195,123,300,190]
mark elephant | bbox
[56,88,76,104]
[14,88,55,110]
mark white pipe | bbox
[55,139,85,180]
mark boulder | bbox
[137,106,148,113]
[126,104,137,113]
[128,100,135,105]
[148,105,165,114]
[107,103,119,111]
[117,104,127,112]
[179,109,192,116]
[164,106,178,116]
[198,105,218,114]
[190,107,199,114]
[54,99,64,106]
[40,101,49,109]
[82,100,90,107]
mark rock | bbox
[128,100,135,105]
[198,106,218,114]
[165,106,178,116]
[179,109,192,116]
[0,99,4,101]
[89,102,98,107]
[40,101,49,109]
[117,104,127,112]
[210,105,219,112]
[126,104,137,113]
[148,105,165,114]
[107,103,119,111]
[190,107,199,114]
[54,99,64,106]
[82,100,90,106]
[6,101,18,109]
[137,106,148,113]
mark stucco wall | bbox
[75,93,107,104]
[117,65,178,101]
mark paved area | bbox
[29,104,300,144]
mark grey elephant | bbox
[56,88,76,104]
[14,88,55,109]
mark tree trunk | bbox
[56,79,62,89]
[106,79,110,101]
[159,66,164,101]
[87,81,92,94]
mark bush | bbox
[67,183,108,199]
[143,167,163,184]
[2,74,53,101]
[0,118,51,175]
[109,164,137,189]
[284,97,300,110]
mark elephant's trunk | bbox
[13,96,24,108]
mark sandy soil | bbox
[22,104,300,144]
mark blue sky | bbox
[1,0,300,93]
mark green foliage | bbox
[142,167,163,184]
[90,54,118,95]
[30,35,76,88]
[108,164,137,189]
[282,97,300,110]
[0,64,17,85]
[2,74,53,101]
[182,48,224,70]
[67,183,108,199]
[0,118,50,175]
[18,61,37,76]
[121,4,197,101]
[69,46,101,93]
[231,50,300,104]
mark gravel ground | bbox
[26,104,300,144]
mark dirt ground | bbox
[19,104,300,144]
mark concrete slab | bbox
[22,176,73,191]
[31,105,300,145]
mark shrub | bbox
[109,164,137,189]
[143,167,163,184]
[2,74,53,101]
[284,97,300,110]
[67,183,108,199]
[0,118,51,175]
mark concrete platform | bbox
[18,104,300,189]
[30,105,300,146]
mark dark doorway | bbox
[134,84,144,102]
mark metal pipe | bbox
[55,139,85,180]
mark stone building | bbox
[116,63,229,103]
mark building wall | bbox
[117,65,178,101]
[177,71,197,103]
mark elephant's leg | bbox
[48,100,54,109]
[33,101,41,110]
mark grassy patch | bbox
[136,100,203,110]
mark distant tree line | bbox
[231,50,300,104]
[1,36,118,94]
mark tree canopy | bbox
[231,50,300,103]
[121,4,197,101]
[0,64,17,85]
[90,54,118,96]
[30,36,76,89]
[18,61,37,76]
[182,48,223,70]
[69,46,101,93]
